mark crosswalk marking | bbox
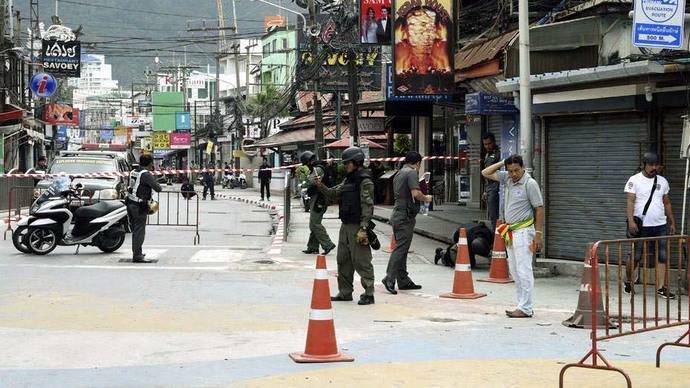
[114,249,167,260]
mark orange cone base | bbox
[439,292,487,299]
[477,277,514,284]
[383,248,414,253]
[289,351,354,363]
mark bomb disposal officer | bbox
[301,151,336,255]
[315,147,376,305]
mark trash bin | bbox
[378,170,398,206]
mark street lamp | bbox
[247,0,319,36]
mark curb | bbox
[372,214,453,245]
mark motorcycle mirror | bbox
[75,183,83,189]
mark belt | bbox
[497,218,534,246]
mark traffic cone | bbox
[289,255,354,363]
[563,244,616,329]
[383,233,414,254]
[478,227,513,284]
[440,228,487,299]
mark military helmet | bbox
[341,146,365,163]
[299,150,316,165]
[642,152,659,165]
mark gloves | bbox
[356,229,369,246]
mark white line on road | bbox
[0,264,229,271]
[144,245,261,249]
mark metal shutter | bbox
[546,113,648,260]
[661,110,686,225]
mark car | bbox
[35,151,131,202]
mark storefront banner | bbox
[360,0,393,45]
[152,131,171,150]
[44,103,80,125]
[393,0,454,95]
[170,132,191,149]
[41,39,81,77]
[465,92,517,115]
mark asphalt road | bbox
[1,189,689,387]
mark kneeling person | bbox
[315,147,376,305]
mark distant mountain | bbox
[14,0,299,87]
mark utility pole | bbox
[232,42,242,170]
[518,0,532,169]
[347,50,359,146]
[308,0,324,158]
[245,43,257,98]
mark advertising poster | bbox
[170,132,191,149]
[393,0,454,95]
[140,137,153,153]
[41,39,81,77]
[360,0,393,44]
[297,47,382,92]
[44,103,80,125]
[152,131,171,150]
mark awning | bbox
[455,30,518,82]
[255,121,353,148]
[0,104,24,125]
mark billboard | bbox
[360,0,392,44]
[175,112,192,131]
[298,47,382,92]
[44,103,80,125]
[264,15,287,31]
[41,39,81,77]
[152,131,171,150]
[393,0,454,95]
[170,132,191,149]
[152,92,184,131]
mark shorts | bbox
[632,224,668,266]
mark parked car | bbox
[35,151,131,202]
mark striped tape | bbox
[457,237,468,245]
[309,308,333,321]
[455,263,471,271]
[491,251,507,259]
[314,269,329,280]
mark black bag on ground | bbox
[435,222,493,269]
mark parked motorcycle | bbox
[222,172,248,189]
[221,174,234,189]
[15,177,129,255]
[298,181,310,212]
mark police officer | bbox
[482,132,501,230]
[315,147,376,305]
[301,151,336,255]
[126,154,162,263]
[382,151,432,294]
[202,163,215,200]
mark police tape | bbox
[0,155,467,179]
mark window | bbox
[282,38,288,50]
[187,88,192,99]
[198,83,208,99]
[263,43,270,57]
[272,40,276,52]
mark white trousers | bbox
[505,226,535,315]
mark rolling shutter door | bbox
[661,110,686,225]
[546,113,648,260]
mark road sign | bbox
[30,72,57,97]
[633,0,686,49]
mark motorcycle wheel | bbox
[96,231,125,253]
[241,181,248,189]
[27,228,58,255]
[12,226,32,254]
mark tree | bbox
[393,134,411,156]
[245,85,288,139]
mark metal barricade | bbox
[283,171,291,242]
[3,184,36,240]
[560,236,690,387]
[146,190,200,245]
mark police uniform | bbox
[304,163,336,253]
[319,168,376,304]
[384,164,422,289]
[126,167,162,260]
[484,147,501,229]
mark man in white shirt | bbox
[624,152,677,299]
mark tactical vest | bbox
[128,168,152,203]
[339,170,371,225]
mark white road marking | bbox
[145,245,261,249]
[189,250,247,263]
[113,249,167,260]
[0,264,228,271]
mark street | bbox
[1,188,689,387]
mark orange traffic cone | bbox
[383,233,414,254]
[289,255,354,363]
[478,227,513,284]
[440,228,487,299]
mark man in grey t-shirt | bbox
[383,152,433,294]
[482,154,544,318]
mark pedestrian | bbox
[482,154,544,318]
[202,163,215,200]
[301,151,336,255]
[126,154,162,263]
[625,152,677,299]
[382,151,433,294]
[258,157,272,201]
[180,176,196,200]
[35,156,48,172]
[482,132,501,231]
[315,146,376,305]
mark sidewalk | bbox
[373,204,486,244]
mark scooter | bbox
[221,174,235,189]
[298,181,310,212]
[16,177,129,255]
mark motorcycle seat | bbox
[74,200,125,219]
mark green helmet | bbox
[341,146,365,163]
[299,151,316,165]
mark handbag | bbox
[626,175,657,238]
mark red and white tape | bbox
[0,155,466,179]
